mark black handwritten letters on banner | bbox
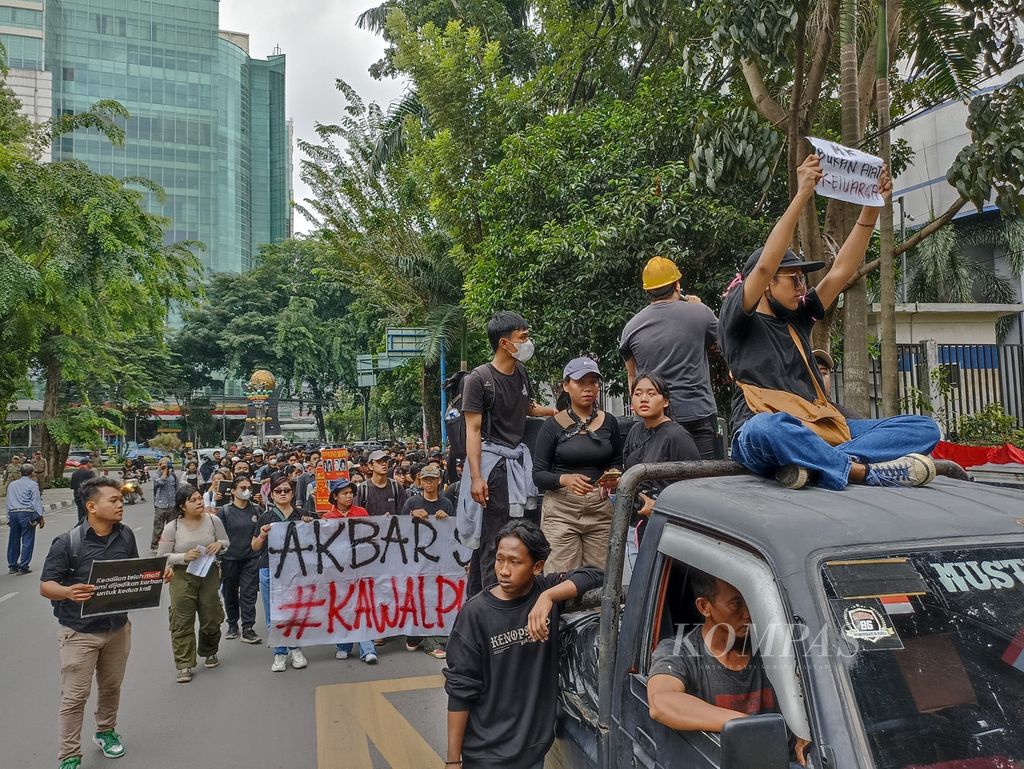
[807,136,884,207]
[267,518,472,645]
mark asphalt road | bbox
[1,496,451,769]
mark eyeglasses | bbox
[776,271,807,288]
[272,487,292,495]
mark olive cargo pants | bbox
[168,565,224,669]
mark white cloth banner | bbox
[807,136,884,207]
[267,517,471,646]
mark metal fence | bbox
[833,342,1024,430]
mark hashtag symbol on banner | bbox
[276,585,326,640]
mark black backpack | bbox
[51,523,137,616]
[444,364,496,482]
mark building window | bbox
[63,67,75,81]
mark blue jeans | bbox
[258,567,298,656]
[6,511,36,570]
[732,413,940,490]
[336,640,376,659]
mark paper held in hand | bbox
[186,545,216,578]
[807,136,884,207]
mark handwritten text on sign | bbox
[268,517,471,645]
[807,136,884,207]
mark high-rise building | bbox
[1,0,53,156]
[43,0,289,274]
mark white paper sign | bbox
[267,517,472,645]
[186,545,215,578]
[807,136,884,206]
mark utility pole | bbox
[877,0,899,416]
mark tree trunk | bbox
[421,362,442,447]
[40,345,63,482]
[839,0,870,417]
[876,0,898,417]
[310,381,327,440]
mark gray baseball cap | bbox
[563,357,601,381]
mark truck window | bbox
[822,546,1024,767]
[641,557,706,674]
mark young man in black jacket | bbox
[443,520,602,769]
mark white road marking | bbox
[0,592,18,605]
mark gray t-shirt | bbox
[649,627,780,717]
[619,300,719,420]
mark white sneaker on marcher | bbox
[363,653,378,665]
[271,654,288,672]
[868,454,936,487]
[290,649,308,669]
[335,649,350,660]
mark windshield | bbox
[822,546,1024,769]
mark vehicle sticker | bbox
[1001,629,1024,673]
[824,558,928,600]
[829,598,904,651]
[927,558,1024,593]
[879,594,914,615]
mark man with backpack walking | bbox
[39,476,139,769]
[356,450,409,516]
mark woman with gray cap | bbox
[532,357,622,572]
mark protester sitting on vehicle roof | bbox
[647,570,809,767]
[717,153,939,490]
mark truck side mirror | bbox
[720,714,790,769]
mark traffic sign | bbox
[386,327,427,358]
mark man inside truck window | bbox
[647,571,810,766]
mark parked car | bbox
[549,460,1024,769]
[124,446,168,463]
[64,450,95,469]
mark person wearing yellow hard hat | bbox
[619,256,721,459]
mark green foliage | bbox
[947,75,1024,217]
[952,402,1024,446]
[14,403,123,451]
[148,433,183,454]
[464,72,773,386]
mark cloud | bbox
[219,0,408,234]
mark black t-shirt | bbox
[461,362,533,448]
[400,494,454,517]
[532,413,623,491]
[254,506,310,570]
[718,286,827,434]
[359,479,408,517]
[41,523,139,633]
[444,568,604,769]
[623,419,700,527]
[650,627,780,717]
[218,502,261,561]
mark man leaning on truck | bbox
[646,571,809,767]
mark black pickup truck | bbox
[548,461,1024,769]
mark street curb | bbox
[44,499,74,514]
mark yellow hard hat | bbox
[642,256,682,291]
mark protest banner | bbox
[807,136,884,207]
[267,517,471,645]
[81,556,168,618]
[314,448,350,514]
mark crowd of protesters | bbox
[24,153,946,769]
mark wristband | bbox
[445,762,462,766]
[856,220,875,228]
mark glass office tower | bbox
[45,0,288,274]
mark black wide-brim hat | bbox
[742,248,825,277]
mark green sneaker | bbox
[93,728,126,758]
[59,757,82,769]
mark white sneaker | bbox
[290,649,308,669]
[271,654,288,672]
[335,649,350,660]
[363,653,378,665]
[868,453,936,487]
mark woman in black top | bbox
[532,357,622,572]
[623,373,699,539]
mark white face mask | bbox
[509,338,535,363]
[237,489,252,501]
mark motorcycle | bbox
[121,476,141,505]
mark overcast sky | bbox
[219,0,408,233]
